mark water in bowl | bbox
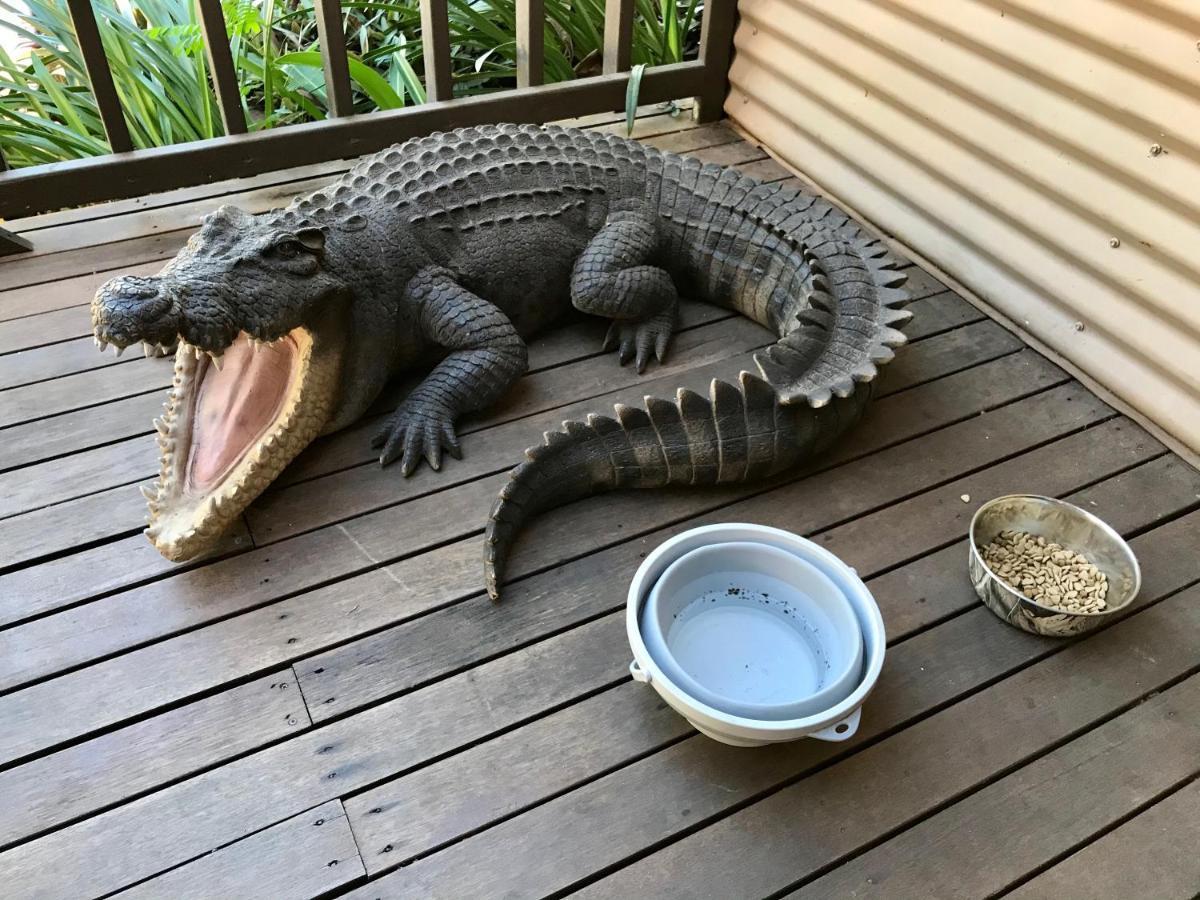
[666,579,832,706]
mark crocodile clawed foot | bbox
[602,308,676,374]
[372,402,462,476]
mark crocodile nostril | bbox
[97,276,173,320]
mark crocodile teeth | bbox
[114,345,126,358]
[154,417,169,435]
[208,352,223,371]
[96,337,109,352]
[143,342,155,358]
[194,346,203,361]
[140,484,157,501]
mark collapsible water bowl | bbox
[627,524,886,747]
[641,542,864,721]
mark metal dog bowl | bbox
[969,494,1141,638]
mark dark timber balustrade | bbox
[0,0,739,233]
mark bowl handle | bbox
[629,660,652,684]
[809,708,861,742]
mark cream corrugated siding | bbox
[726,0,1200,452]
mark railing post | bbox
[516,0,545,88]
[312,0,354,117]
[419,0,453,102]
[64,0,134,153]
[694,0,738,122]
[602,0,634,74]
[194,0,248,134]
[0,146,27,251]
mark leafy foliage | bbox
[0,0,702,167]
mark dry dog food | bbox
[979,529,1109,613]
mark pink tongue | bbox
[188,335,296,490]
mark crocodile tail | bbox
[756,230,912,408]
[483,371,868,600]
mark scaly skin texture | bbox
[89,123,910,590]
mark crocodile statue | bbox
[90,123,910,599]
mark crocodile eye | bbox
[273,240,303,259]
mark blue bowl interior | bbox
[640,541,864,721]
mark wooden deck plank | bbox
[0,613,627,898]
[297,385,1121,720]
[2,451,1182,882]
[0,344,1057,686]
[0,335,131,389]
[1006,778,1200,900]
[115,800,364,900]
[0,355,170,429]
[902,289,983,338]
[0,670,307,848]
[0,481,147,569]
[0,260,161,323]
[6,495,1194,900]
[0,306,87,354]
[0,230,189,292]
[0,304,992,597]
[0,433,152,519]
[895,265,946,301]
[797,675,1200,899]
[867,452,1200,643]
[0,392,160,474]
[336,455,1200,874]
[361,581,1200,900]
[0,521,252,629]
[0,358,1080,754]
[732,155,793,182]
[346,681,690,866]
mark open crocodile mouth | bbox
[145,327,340,562]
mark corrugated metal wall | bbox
[725,0,1200,453]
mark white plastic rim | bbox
[640,541,864,720]
[626,523,887,746]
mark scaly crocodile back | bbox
[266,125,908,414]
[236,122,909,599]
[442,126,915,600]
[646,155,911,407]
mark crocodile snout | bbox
[92,274,182,351]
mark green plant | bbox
[0,0,703,167]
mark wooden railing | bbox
[0,0,737,230]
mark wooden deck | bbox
[1,111,1199,900]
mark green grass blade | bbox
[625,62,644,134]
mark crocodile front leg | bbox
[373,266,529,475]
[570,205,679,373]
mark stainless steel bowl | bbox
[968,494,1141,637]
